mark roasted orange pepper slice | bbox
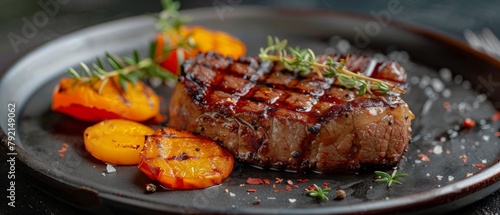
[155,26,246,75]
[139,128,234,190]
[52,78,161,122]
[84,119,155,165]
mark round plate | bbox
[1,6,499,215]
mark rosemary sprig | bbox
[68,51,175,93]
[68,0,194,93]
[305,184,331,202]
[258,36,405,95]
[374,168,408,188]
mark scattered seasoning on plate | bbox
[274,189,283,193]
[448,176,454,182]
[224,189,229,193]
[286,180,294,185]
[323,182,330,188]
[459,154,468,163]
[475,163,484,169]
[252,198,261,205]
[263,179,270,185]
[335,189,346,200]
[285,185,292,191]
[297,179,309,183]
[443,101,451,110]
[246,177,264,185]
[145,183,156,193]
[106,164,116,173]
[58,143,69,158]
[466,172,474,177]
[247,188,257,193]
[492,112,500,121]
[436,175,443,181]
[288,198,296,203]
[433,145,443,155]
[463,118,476,128]
[229,192,236,197]
[418,153,431,162]
[275,178,283,184]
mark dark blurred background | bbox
[1,0,499,214]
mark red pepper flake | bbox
[274,189,283,193]
[285,185,292,191]
[272,184,276,188]
[275,177,283,184]
[427,149,433,153]
[323,182,330,188]
[443,101,451,110]
[263,178,270,185]
[58,143,69,158]
[286,180,294,185]
[492,112,500,121]
[246,177,264,185]
[495,132,500,137]
[247,188,257,193]
[446,150,451,154]
[306,185,317,191]
[463,118,476,128]
[475,163,484,169]
[459,154,468,163]
[418,153,431,162]
[297,178,309,183]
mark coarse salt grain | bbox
[437,175,443,180]
[482,159,487,164]
[267,197,276,200]
[229,192,236,197]
[106,164,116,173]
[415,160,422,164]
[433,145,443,154]
[426,173,430,177]
[483,135,490,141]
[448,176,454,181]
[289,198,296,203]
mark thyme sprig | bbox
[375,168,408,188]
[258,36,406,95]
[305,184,331,202]
[67,0,193,93]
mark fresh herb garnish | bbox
[68,0,194,93]
[375,168,408,187]
[305,184,331,202]
[258,36,406,95]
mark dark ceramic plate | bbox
[1,6,499,215]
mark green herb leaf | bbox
[375,169,408,188]
[306,184,331,202]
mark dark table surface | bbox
[1,0,499,214]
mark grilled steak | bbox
[168,52,414,172]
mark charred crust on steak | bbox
[169,52,414,172]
